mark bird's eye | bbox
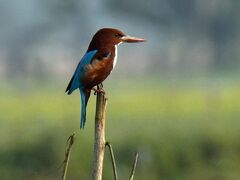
[115,33,124,38]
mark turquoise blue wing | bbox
[65,50,97,94]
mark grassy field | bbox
[1,76,240,180]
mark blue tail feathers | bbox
[79,88,91,128]
[80,89,86,128]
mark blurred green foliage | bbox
[1,76,240,180]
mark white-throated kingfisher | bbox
[66,28,145,128]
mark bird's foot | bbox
[92,87,105,95]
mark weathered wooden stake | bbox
[92,92,107,180]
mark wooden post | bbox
[92,92,107,180]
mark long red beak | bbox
[121,35,145,43]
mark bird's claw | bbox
[92,87,105,95]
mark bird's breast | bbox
[81,47,117,88]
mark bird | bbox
[65,28,145,128]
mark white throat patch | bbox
[113,45,118,69]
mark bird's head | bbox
[88,28,145,50]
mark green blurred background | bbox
[1,0,240,179]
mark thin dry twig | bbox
[129,152,139,180]
[61,133,75,180]
[105,142,118,180]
